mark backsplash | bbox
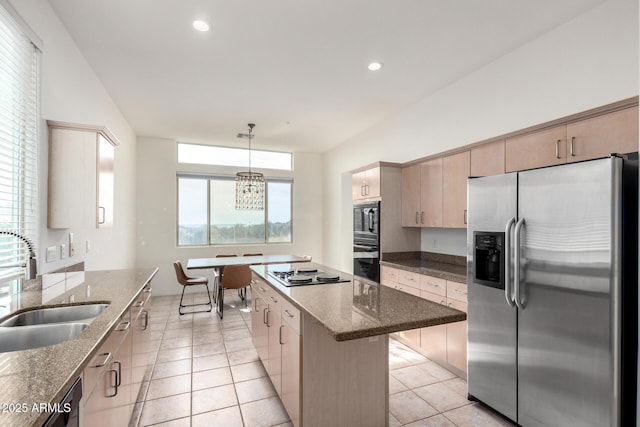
[420,228,467,257]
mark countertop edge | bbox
[379,260,467,283]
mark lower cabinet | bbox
[81,284,153,426]
[251,275,302,427]
[81,312,132,427]
[382,266,468,375]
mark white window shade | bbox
[0,3,39,282]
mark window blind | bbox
[0,3,39,282]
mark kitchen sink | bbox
[0,322,89,352]
[0,303,109,327]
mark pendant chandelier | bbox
[235,123,265,210]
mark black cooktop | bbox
[269,267,351,287]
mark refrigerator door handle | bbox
[514,217,526,310]
[504,217,516,307]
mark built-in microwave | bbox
[353,201,380,282]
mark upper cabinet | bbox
[401,153,470,229]
[470,140,505,177]
[47,121,119,229]
[506,106,638,172]
[442,151,470,228]
[352,166,381,201]
[505,126,567,172]
[565,106,638,163]
[401,158,443,227]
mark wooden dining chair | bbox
[217,264,251,319]
[173,261,212,315]
[213,254,237,304]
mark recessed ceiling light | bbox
[192,20,210,32]
[368,62,383,71]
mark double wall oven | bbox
[353,201,380,282]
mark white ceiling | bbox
[48,0,604,153]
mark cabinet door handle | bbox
[98,206,106,224]
[134,300,144,308]
[263,307,269,326]
[107,368,118,397]
[279,325,284,345]
[415,212,419,224]
[284,309,295,318]
[555,139,561,159]
[91,352,112,368]
[116,321,130,332]
[142,310,149,330]
[464,209,467,224]
[420,211,424,224]
[114,361,122,386]
[143,287,152,293]
[570,136,576,157]
[269,296,278,303]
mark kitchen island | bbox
[0,267,158,427]
[250,262,465,427]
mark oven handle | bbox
[354,244,378,251]
[368,210,375,232]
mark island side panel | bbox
[302,313,389,427]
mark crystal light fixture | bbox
[235,123,265,210]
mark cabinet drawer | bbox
[446,281,468,303]
[396,284,420,297]
[420,275,446,296]
[421,290,446,305]
[397,270,420,289]
[381,266,399,284]
[281,299,301,335]
[447,299,467,313]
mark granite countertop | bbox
[251,263,466,342]
[380,252,467,283]
[0,267,158,427]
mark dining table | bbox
[186,254,311,317]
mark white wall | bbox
[8,0,138,273]
[135,137,323,296]
[322,0,639,272]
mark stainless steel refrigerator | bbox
[467,155,638,426]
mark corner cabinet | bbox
[47,121,119,229]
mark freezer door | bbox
[467,173,518,422]
[517,157,619,427]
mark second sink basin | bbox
[0,303,109,327]
[0,323,89,352]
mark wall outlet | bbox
[60,244,67,259]
[46,246,57,263]
[86,240,91,253]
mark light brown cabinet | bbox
[505,125,567,172]
[251,276,302,426]
[352,167,381,201]
[383,266,468,375]
[401,164,421,226]
[442,151,470,228]
[471,140,505,177]
[506,106,639,172]
[402,154,469,228]
[566,106,639,162]
[81,312,133,427]
[47,121,119,229]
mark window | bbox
[177,176,292,246]
[0,4,40,301]
[177,143,292,171]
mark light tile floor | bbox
[130,291,515,427]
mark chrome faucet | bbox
[0,231,37,280]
